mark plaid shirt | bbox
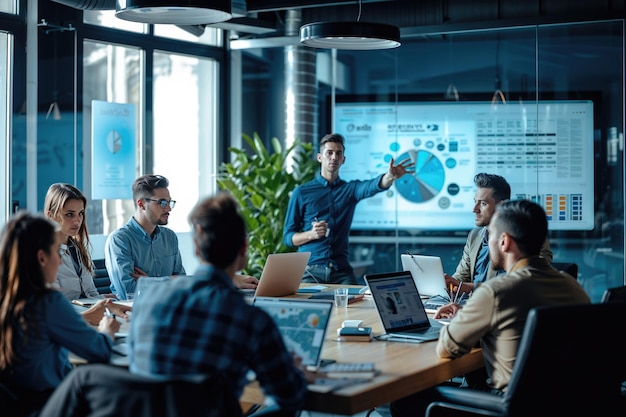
[128,265,307,410]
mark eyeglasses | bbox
[144,198,176,209]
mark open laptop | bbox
[364,270,444,342]
[253,297,333,369]
[242,252,311,298]
[401,253,468,312]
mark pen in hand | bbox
[453,281,463,303]
[406,250,424,272]
[104,307,115,319]
[313,217,330,238]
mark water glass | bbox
[334,287,349,308]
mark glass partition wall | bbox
[239,20,624,302]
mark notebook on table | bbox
[241,251,311,298]
[400,254,468,313]
[364,270,444,342]
[253,297,333,369]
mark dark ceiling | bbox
[50,0,624,40]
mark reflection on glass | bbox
[83,40,142,235]
[240,21,624,302]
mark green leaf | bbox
[217,134,318,277]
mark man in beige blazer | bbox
[445,173,553,294]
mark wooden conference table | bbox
[73,284,484,416]
[240,284,484,415]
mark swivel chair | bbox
[601,284,626,303]
[425,302,626,417]
[38,364,243,417]
[550,262,578,278]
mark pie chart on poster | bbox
[106,130,122,154]
[395,150,446,203]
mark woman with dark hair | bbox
[0,212,119,417]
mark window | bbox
[153,51,219,232]
[83,10,147,33]
[0,31,10,222]
[0,0,17,14]
[238,20,625,302]
[83,40,142,235]
[153,25,222,47]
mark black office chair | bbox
[425,302,626,417]
[0,382,17,414]
[38,364,243,417]
[550,262,578,278]
[92,258,112,295]
[601,285,626,303]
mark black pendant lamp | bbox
[300,21,400,50]
[299,0,400,50]
[116,0,232,25]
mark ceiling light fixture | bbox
[299,0,400,50]
[115,0,232,25]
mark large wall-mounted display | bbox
[334,100,594,231]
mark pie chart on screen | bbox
[395,149,446,203]
[106,130,122,154]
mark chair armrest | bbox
[426,386,508,416]
[426,401,503,417]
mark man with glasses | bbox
[105,174,186,299]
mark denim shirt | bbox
[105,217,185,299]
[283,173,386,271]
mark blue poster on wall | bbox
[91,100,136,200]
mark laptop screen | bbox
[253,297,333,367]
[365,271,431,333]
[400,254,447,297]
[253,251,311,297]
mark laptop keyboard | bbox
[423,302,443,311]
[424,294,468,311]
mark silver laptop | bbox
[364,270,444,342]
[253,297,333,368]
[401,253,467,312]
[242,252,311,298]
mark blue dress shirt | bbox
[6,290,113,392]
[128,264,307,411]
[283,173,386,271]
[473,228,491,285]
[105,217,186,299]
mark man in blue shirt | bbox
[105,174,186,299]
[283,133,414,285]
[105,174,259,300]
[129,193,309,413]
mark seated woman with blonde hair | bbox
[44,183,129,324]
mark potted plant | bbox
[217,133,318,277]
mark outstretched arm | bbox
[380,157,415,189]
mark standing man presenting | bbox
[105,174,186,299]
[283,133,414,285]
[445,173,553,294]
